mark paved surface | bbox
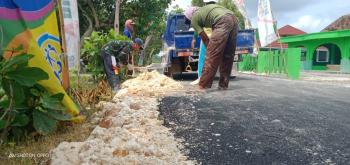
[159,74,350,165]
[301,71,350,87]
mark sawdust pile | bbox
[51,71,195,165]
[117,71,183,97]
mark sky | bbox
[169,0,350,33]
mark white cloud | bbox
[170,0,191,9]
[246,0,349,33]
[292,15,319,32]
[167,0,191,12]
[291,15,332,33]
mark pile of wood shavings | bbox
[51,71,195,165]
[117,70,183,97]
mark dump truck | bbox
[161,14,255,77]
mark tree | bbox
[78,1,93,47]
[114,0,122,34]
[217,0,245,29]
[78,0,172,37]
[192,0,205,6]
[119,0,171,65]
[78,0,172,65]
[86,0,99,28]
[119,0,171,37]
[78,0,119,40]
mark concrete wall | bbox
[341,59,350,73]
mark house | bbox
[281,14,350,73]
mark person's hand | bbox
[199,31,210,47]
[205,40,210,47]
[112,65,119,70]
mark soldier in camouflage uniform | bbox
[101,38,143,92]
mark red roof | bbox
[278,25,306,37]
[267,40,289,48]
[323,14,350,31]
[263,25,306,48]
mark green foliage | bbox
[0,52,71,143]
[192,0,205,6]
[78,0,172,38]
[33,110,56,135]
[0,120,6,129]
[11,114,30,127]
[81,29,130,80]
[78,1,173,67]
[121,0,171,38]
[217,0,245,29]
[125,0,171,65]
[7,67,49,87]
[78,0,116,35]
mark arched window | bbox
[316,46,329,63]
[312,43,342,71]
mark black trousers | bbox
[101,50,119,88]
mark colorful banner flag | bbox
[257,0,277,47]
[0,0,80,116]
[61,0,80,69]
[233,0,252,29]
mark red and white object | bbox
[257,0,277,47]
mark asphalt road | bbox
[159,74,350,165]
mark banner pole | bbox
[57,0,71,90]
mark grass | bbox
[0,122,93,165]
[0,73,111,165]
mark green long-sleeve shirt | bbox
[191,4,233,34]
[102,40,132,63]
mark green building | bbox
[281,30,350,73]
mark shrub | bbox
[0,51,71,143]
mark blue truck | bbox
[161,14,255,77]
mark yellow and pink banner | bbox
[0,0,80,116]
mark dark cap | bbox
[134,38,144,50]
